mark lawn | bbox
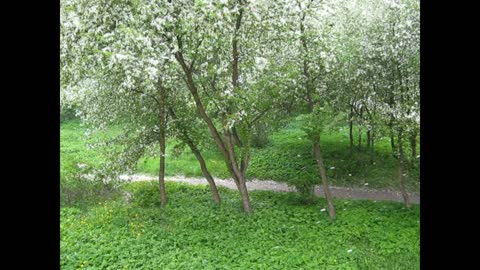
[60,181,420,270]
[61,119,419,192]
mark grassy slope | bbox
[61,181,420,270]
[61,120,419,191]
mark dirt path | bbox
[119,174,420,204]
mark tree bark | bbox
[370,130,375,164]
[410,130,417,161]
[388,116,396,155]
[357,127,363,164]
[237,174,252,213]
[171,0,251,212]
[313,139,336,219]
[190,145,221,204]
[299,3,335,219]
[349,105,354,155]
[397,130,411,208]
[168,108,221,204]
[358,127,362,150]
[158,84,167,208]
[390,135,396,154]
[366,129,371,149]
[224,129,253,213]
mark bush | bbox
[125,181,161,208]
[60,158,122,207]
[60,105,78,123]
[251,122,269,148]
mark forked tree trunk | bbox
[169,108,221,204]
[397,130,411,208]
[224,130,253,213]
[158,85,167,208]
[298,3,335,219]
[190,146,221,204]
[237,175,252,213]
[175,51,252,212]
[173,2,252,213]
[313,139,336,219]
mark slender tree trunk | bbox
[367,130,371,149]
[228,4,252,214]
[313,138,336,219]
[390,135,396,154]
[349,106,354,155]
[389,118,396,155]
[191,148,221,204]
[175,51,252,213]
[397,130,411,208]
[158,85,167,208]
[358,127,363,164]
[172,2,251,212]
[299,4,335,219]
[358,127,362,150]
[237,174,252,213]
[370,130,375,164]
[410,130,417,161]
[224,130,253,213]
[169,108,221,204]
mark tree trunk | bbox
[158,85,167,208]
[358,127,363,164]
[175,51,252,212]
[370,130,375,164]
[410,130,417,161]
[168,108,221,204]
[366,129,371,149]
[349,106,354,155]
[224,130,253,213]
[173,3,252,213]
[237,174,252,213]
[227,5,252,214]
[190,146,221,204]
[358,127,362,150]
[299,5,335,219]
[397,130,411,208]
[313,139,336,219]
[389,118,396,155]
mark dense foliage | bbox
[61,182,419,269]
[60,0,420,267]
[61,0,420,211]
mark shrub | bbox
[60,105,78,123]
[251,122,269,148]
[60,157,122,207]
[125,181,161,208]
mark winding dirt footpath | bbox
[119,174,420,204]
